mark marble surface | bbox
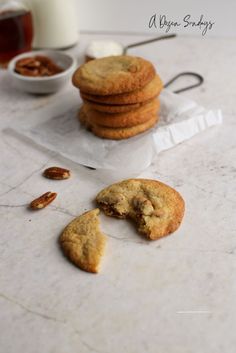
[0,33,236,353]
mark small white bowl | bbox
[8,50,77,94]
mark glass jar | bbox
[0,0,33,67]
[30,0,79,49]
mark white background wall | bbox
[76,0,236,38]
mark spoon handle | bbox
[123,33,177,54]
[164,72,204,93]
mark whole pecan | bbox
[30,192,57,210]
[43,167,71,180]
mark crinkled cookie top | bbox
[72,55,156,95]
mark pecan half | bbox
[132,196,154,216]
[30,192,57,209]
[15,67,40,77]
[15,57,37,68]
[15,55,63,77]
[43,167,70,180]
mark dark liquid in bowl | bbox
[0,10,33,66]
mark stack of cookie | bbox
[72,55,163,140]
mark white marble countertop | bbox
[1,33,236,353]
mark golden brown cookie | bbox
[83,99,160,128]
[78,106,89,127]
[72,55,156,95]
[60,209,106,273]
[80,75,163,105]
[82,97,156,114]
[79,107,158,140]
[90,115,158,140]
[96,179,185,240]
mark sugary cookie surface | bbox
[72,55,156,95]
[60,209,106,273]
[96,179,185,240]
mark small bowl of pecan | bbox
[8,50,76,94]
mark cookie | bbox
[72,55,156,95]
[90,115,158,140]
[82,97,156,114]
[79,108,158,140]
[78,106,89,127]
[83,99,159,128]
[96,179,185,240]
[80,75,163,105]
[60,209,106,273]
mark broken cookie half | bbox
[96,179,185,240]
[60,209,106,273]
